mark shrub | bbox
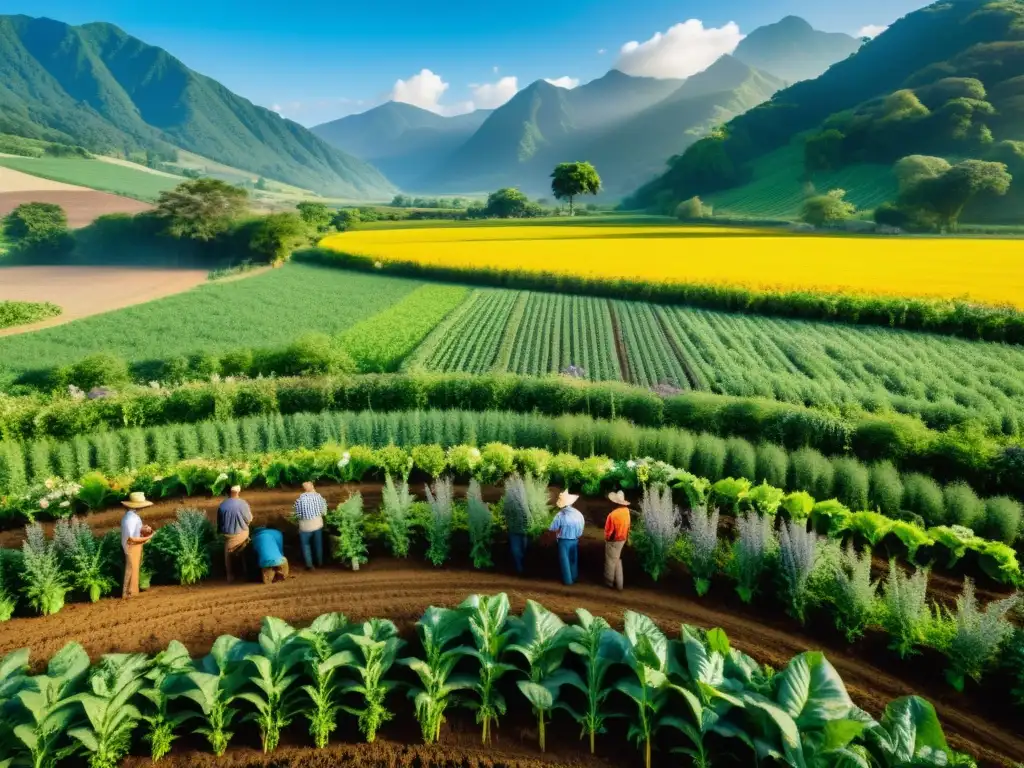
[380,475,414,558]
[777,520,821,623]
[329,493,368,569]
[980,496,1022,544]
[789,448,834,499]
[447,445,482,477]
[681,506,719,596]
[477,443,515,484]
[880,562,930,658]
[780,491,815,521]
[148,508,215,585]
[675,196,710,220]
[830,546,879,642]
[253,333,354,378]
[944,579,1018,691]
[466,480,494,569]
[902,474,946,526]
[691,434,727,481]
[724,438,756,481]
[728,512,775,603]
[424,477,455,566]
[20,523,69,615]
[375,445,412,479]
[513,448,553,480]
[411,444,448,478]
[3,202,71,251]
[53,517,116,602]
[632,486,681,582]
[831,458,870,511]
[61,353,132,391]
[940,481,984,530]
[869,461,904,517]
[755,442,788,487]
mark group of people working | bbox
[118,481,632,597]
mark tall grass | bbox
[632,486,681,582]
[424,478,455,567]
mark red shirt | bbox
[605,507,631,542]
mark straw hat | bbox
[607,490,630,507]
[121,492,153,509]
[556,490,579,508]
[230,485,242,493]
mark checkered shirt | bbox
[294,491,327,520]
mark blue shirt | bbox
[217,498,252,535]
[251,528,285,569]
[549,507,585,541]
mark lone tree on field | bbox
[900,159,1011,232]
[551,161,601,216]
[2,202,71,252]
[156,178,249,241]
[801,189,856,228]
[485,187,531,218]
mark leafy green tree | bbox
[3,202,71,251]
[485,188,530,218]
[675,196,710,221]
[156,179,249,241]
[894,155,952,194]
[801,188,857,227]
[295,202,333,233]
[332,208,360,230]
[249,212,310,265]
[902,159,1012,231]
[804,129,846,172]
[550,161,601,215]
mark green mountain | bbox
[311,102,491,189]
[627,0,1024,218]
[0,15,394,198]
[733,16,861,84]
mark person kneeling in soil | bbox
[604,491,631,591]
[218,485,252,583]
[251,527,290,584]
[293,481,327,570]
[120,492,155,599]
[549,490,585,586]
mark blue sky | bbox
[14,0,926,126]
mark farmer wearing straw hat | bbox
[549,490,585,586]
[120,492,154,599]
[604,491,632,591]
[218,485,252,583]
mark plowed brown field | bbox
[0,189,152,228]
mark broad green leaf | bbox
[775,652,853,729]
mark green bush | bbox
[980,497,1022,544]
[3,202,71,251]
[903,474,946,527]
[691,434,727,481]
[831,458,870,511]
[942,482,984,529]
[789,448,834,499]
[60,353,131,391]
[755,442,789,488]
[869,461,904,517]
[724,438,756,482]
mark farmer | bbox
[549,490,585,586]
[604,491,632,591]
[217,485,252,583]
[251,527,290,584]
[120,492,155,599]
[293,481,327,570]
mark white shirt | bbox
[121,510,142,553]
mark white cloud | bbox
[470,76,519,109]
[615,19,743,79]
[390,69,450,112]
[271,104,282,114]
[597,48,607,55]
[545,76,580,89]
[857,24,888,39]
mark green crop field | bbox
[612,301,691,390]
[706,139,898,221]
[0,264,424,372]
[0,156,181,201]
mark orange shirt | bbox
[605,506,631,542]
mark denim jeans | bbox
[557,538,579,586]
[299,529,323,569]
[509,533,528,575]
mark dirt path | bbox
[0,495,1020,766]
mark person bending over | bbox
[251,527,289,584]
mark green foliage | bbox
[943,579,1018,692]
[829,545,879,642]
[562,609,625,753]
[801,188,857,227]
[424,477,455,566]
[139,640,193,761]
[411,444,448,478]
[980,496,1022,544]
[461,593,516,744]
[337,618,404,742]
[777,520,821,622]
[2,202,71,251]
[156,179,249,242]
[466,480,494,570]
[53,518,116,603]
[327,493,368,568]
[20,523,69,616]
[0,301,61,330]
[295,612,348,748]
[674,196,711,220]
[148,509,215,586]
[616,611,670,768]
[550,162,601,216]
[380,475,414,558]
[728,511,775,603]
[237,618,305,752]
[60,353,131,392]
[681,506,719,596]
[880,562,931,658]
[248,212,310,266]
[484,188,532,219]
[296,202,334,233]
[899,159,1013,231]
[401,605,471,743]
[632,486,681,582]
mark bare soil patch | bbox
[0,166,85,192]
[0,190,152,228]
[0,265,208,335]
[0,483,1020,767]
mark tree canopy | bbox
[296,201,334,233]
[550,162,601,215]
[156,179,249,241]
[900,159,1012,230]
[801,189,857,227]
[249,212,311,266]
[2,202,71,252]
[485,188,531,218]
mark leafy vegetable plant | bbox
[296,612,349,748]
[380,475,414,558]
[461,593,516,744]
[632,485,681,582]
[466,480,494,569]
[337,618,405,742]
[21,523,70,616]
[424,478,455,567]
[53,518,115,603]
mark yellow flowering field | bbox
[321,225,1024,308]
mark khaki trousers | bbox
[122,543,143,599]
[224,532,250,583]
[262,558,290,584]
[604,540,625,591]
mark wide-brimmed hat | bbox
[556,490,579,508]
[607,490,630,507]
[121,492,153,509]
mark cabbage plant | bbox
[461,593,516,744]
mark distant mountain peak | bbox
[774,15,815,31]
[733,15,860,83]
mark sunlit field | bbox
[322,225,1024,308]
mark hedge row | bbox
[0,301,61,330]
[295,246,1024,344]
[2,373,1020,496]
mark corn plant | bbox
[139,641,193,761]
[830,545,879,642]
[682,506,719,596]
[149,509,214,586]
[466,480,494,570]
[4,642,90,768]
[238,617,307,752]
[329,494,368,570]
[337,618,405,743]
[880,562,931,658]
[728,512,775,604]
[53,518,116,604]
[21,524,70,616]
[296,612,349,748]
[944,579,1019,691]
[166,635,255,757]
[381,474,414,558]
[562,609,626,753]
[401,605,473,743]
[461,593,517,745]
[617,611,672,768]
[508,600,574,752]
[777,520,821,623]
[632,485,681,582]
[424,477,454,567]
[65,653,151,768]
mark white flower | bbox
[47,491,61,500]
[626,460,637,469]
[59,500,71,508]
[44,478,55,490]
[374,261,383,269]
[39,498,50,510]
[338,457,350,468]
[216,473,229,482]
[471,449,481,458]
[343,451,351,460]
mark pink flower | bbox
[39,498,50,509]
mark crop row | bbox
[0,585,982,768]
[406,290,520,373]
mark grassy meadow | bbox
[0,264,424,372]
[0,156,180,201]
[322,224,1024,308]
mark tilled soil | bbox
[0,189,152,227]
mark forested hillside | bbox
[0,15,395,198]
